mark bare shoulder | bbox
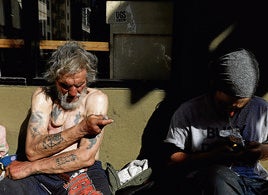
[86,88,108,101]
[85,88,109,114]
[31,87,53,109]
[32,87,46,97]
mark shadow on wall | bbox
[136,0,268,178]
[9,1,268,178]
[16,109,30,161]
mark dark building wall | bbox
[171,0,268,102]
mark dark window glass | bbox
[0,0,110,85]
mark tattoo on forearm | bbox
[56,154,77,166]
[29,111,43,137]
[87,136,98,149]
[43,133,64,149]
[74,112,81,124]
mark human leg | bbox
[259,179,268,195]
[0,176,50,195]
[239,176,268,195]
[34,174,66,194]
[35,161,111,195]
[193,165,245,195]
[87,160,112,195]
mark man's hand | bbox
[232,141,263,165]
[82,114,113,136]
[5,160,33,180]
[208,141,235,166]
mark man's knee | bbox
[204,165,244,195]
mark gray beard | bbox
[58,88,87,110]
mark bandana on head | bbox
[210,49,259,98]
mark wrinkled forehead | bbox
[57,69,87,82]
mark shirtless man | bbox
[0,41,113,195]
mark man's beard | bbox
[58,88,87,110]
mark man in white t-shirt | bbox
[162,49,268,194]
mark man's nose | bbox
[68,86,78,96]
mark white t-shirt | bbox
[164,94,268,180]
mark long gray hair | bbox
[43,41,98,84]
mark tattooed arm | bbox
[5,87,112,180]
[25,87,112,161]
[6,133,104,180]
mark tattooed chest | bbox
[49,105,84,133]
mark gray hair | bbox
[43,41,98,84]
